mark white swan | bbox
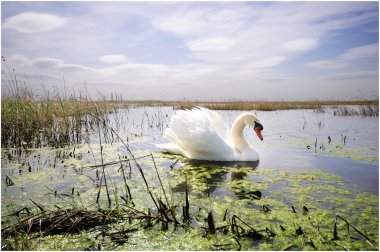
[158,107,263,161]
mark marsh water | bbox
[1,106,379,250]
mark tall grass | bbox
[333,104,379,117]
[153,100,378,113]
[114,100,378,114]
[1,78,110,148]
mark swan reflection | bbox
[172,160,260,199]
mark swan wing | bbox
[197,107,230,141]
[163,108,235,160]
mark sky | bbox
[1,1,379,101]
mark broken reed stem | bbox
[96,110,111,208]
[84,154,151,170]
[223,209,228,222]
[118,154,132,202]
[183,175,190,222]
[232,236,242,251]
[232,215,257,233]
[151,153,178,224]
[335,215,376,248]
[96,168,103,205]
[136,163,160,211]
[314,138,317,153]
[87,113,160,210]
[101,147,112,208]
[207,211,216,234]
[151,154,169,207]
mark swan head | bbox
[244,113,264,141]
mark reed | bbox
[1,82,110,148]
[173,100,378,112]
[116,100,378,113]
[333,104,379,117]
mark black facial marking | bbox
[254,121,263,131]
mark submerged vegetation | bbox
[2,150,378,250]
[1,104,378,250]
[1,63,378,250]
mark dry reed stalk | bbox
[170,100,378,112]
[332,105,378,117]
[1,58,110,148]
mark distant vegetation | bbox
[2,61,378,251]
[111,99,379,115]
[1,58,377,148]
[2,86,378,149]
[332,104,379,117]
[168,100,378,112]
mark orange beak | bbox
[254,126,263,141]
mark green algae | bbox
[2,106,378,250]
[4,153,377,250]
[2,136,378,251]
[287,138,378,163]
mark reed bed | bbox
[1,84,110,148]
[172,100,378,112]
[174,100,325,111]
[333,104,379,117]
[2,100,377,250]
[2,88,377,149]
[2,59,377,250]
[115,100,378,115]
[1,57,114,148]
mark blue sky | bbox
[1,1,379,100]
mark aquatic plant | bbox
[2,159,378,250]
[333,104,379,117]
[1,107,378,250]
[1,70,111,148]
[1,61,378,250]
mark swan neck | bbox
[231,114,250,152]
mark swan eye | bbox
[254,121,263,131]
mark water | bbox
[2,106,378,204]
[1,106,378,250]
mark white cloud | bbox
[152,9,207,36]
[339,43,378,61]
[99,54,129,64]
[1,2,378,100]
[251,56,287,68]
[2,12,68,33]
[305,60,348,69]
[7,55,29,65]
[324,71,378,80]
[306,43,378,69]
[26,57,93,73]
[282,38,318,52]
[152,4,252,40]
[58,64,93,72]
[30,57,63,68]
[186,37,236,51]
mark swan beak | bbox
[254,127,263,141]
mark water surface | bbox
[1,106,378,250]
